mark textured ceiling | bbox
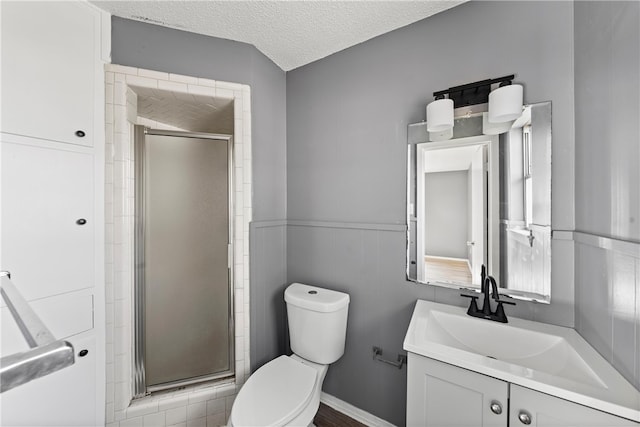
[92,1,466,71]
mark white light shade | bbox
[426,98,454,132]
[488,84,523,123]
[482,112,514,135]
[429,127,453,142]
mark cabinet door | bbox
[407,354,508,427]
[510,385,639,427]
[1,1,98,146]
[1,140,94,300]
[0,332,97,426]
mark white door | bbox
[469,145,486,284]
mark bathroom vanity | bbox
[403,300,640,426]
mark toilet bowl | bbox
[229,355,327,427]
[228,283,350,427]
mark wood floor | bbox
[425,256,473,283]
[313,403,367,427]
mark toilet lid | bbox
[231,356,317,427]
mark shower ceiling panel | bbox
[132,85,234,134]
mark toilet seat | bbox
[230,355,317,427]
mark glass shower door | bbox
[134,127,234,394]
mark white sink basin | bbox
[404,300,640,422]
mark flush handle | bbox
[518,410,532,425]
[489,401,502,415]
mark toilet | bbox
[229,282,350,427]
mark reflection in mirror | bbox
[407,102,552,302]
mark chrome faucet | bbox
[461,265,515,323]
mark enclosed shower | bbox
[133,126,234,396]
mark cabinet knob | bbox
[75,130,86,138]
[518,410,532,425]
[78,349,89,357]
[490,401,502,415]
[76,218,87,225]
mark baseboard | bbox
[320,392,396,427]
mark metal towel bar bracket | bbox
[0,271,75,393]
[372,346,407,369]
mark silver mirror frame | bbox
[406,102,552,304]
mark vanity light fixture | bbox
[427,74,522,138]
[426,96,454,132]
[482,112,515,135]
[488,81,524,123]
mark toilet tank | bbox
[285,283,350,365]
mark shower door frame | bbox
[133,126,235,398]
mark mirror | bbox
[407,102,552,302]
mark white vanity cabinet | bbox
[407,353,508,427]
[407,353,639,427]
[509,385,638,427]
[1,1,101,146]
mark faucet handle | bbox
[461,294,481,316]
[493,295,516,306]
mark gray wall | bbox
[574,1,640,390]
[286,2,575,425]
[424,170,469,259]
[111,17,288,372]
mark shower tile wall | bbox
[104,64,252,427]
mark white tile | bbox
[114,105,128,133]
[127,103,138,123]
[206,398,225,416]
[235,338,244,359]
[186,417,206,427]
[243,163,252,184]
[106,104,114,124]
[126,75,159,89]
[215,81,242,91]
[169,73,199,84]
[106,71,115,84]
[144,411,166,427]
[115,82,127,106]
[197,77,216,88]
[216,384,236,398]
[243,184,252,208]
[188,85,215,97]
[106,83,114,104]
[158,394,189,411]
[109,64,139,75]
[121,416,144,427]
[215,88,234,99]
[126,88,138,106]
[206,413,226,427]
[114,73,126,83]
[188,388,216,404]
[165,406,186,425]
[106,402,115,423]
[235,291,244,314]
[187,402,206,420]
[138,69,169,81]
